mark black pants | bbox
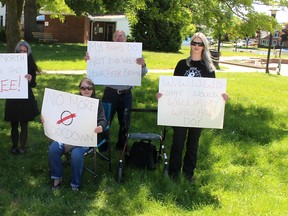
[102,87,132,148]
[168,126,202,178]
[11,121,28,150]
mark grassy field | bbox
[1,42,287,71]
[0,42,288,215]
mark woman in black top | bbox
[157,32,229,181]
[5,41,40,154]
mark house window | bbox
[273,31,279,38]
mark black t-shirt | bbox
[173,59,215,78]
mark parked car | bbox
[234,40,246,48]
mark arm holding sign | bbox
[48,78,108,191]
[158,32,229,182]
[85,30,148,150]
[5,41,40,155]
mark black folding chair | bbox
[117,108,168,183]
[83,102,112,178]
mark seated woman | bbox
[48,77,108,191]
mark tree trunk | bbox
[24,0,37,41]
[6,0,24,52]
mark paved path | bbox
[42,57,288,77]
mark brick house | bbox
[259,30,288,48]
[37,14,130,43]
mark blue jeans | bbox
[48,141,89,188]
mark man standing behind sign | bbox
[156,32,229,182]
[4,41,40,155]
[85,30,148,150]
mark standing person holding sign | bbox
[4,41,40,155]
[85,30,148,150]
[47,78,108,191]
[156,32,229,182]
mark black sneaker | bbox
[11,148,20,155]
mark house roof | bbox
[88,15,126,21]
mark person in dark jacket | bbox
[156,32,229,182]
[48,77,108,191]
[5,40,40,155]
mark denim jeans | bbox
[48,141,89,188]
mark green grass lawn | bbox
[0,70,287,215]
[1,42,287,71]
[0,42,288,215]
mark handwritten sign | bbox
[41,88,99,147]
[0,53,28,98]
[86,41,142,86]
[157,76,227,129]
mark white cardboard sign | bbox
[86,41,142,86]
[157,76,227,129]
[41,88,99,147]
[0,53,28,99]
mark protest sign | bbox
[87,41,142,86]
[157,76,227,129]
[0,53,28,99]
[41,88,99,147]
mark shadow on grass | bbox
[222,102,285,144]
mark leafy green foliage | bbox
[64,0,126,15]
[128,0,191,52]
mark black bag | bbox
[127,140,157,170]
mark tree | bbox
[280,22,288,45]
[24,0,38,41]
[126,0,193,52]
[64,0,126,15]
[5,0,24,52]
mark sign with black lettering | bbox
[157,76,227,129]
[87,41,142,86]
[41,88,99,146]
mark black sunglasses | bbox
[80,86,93,90]
[191,41,204,47]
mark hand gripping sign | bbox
[41,88,99,147]
[157,76,227,129]
[86,41,142,86]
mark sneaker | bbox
[18,149,25,154]
[71,186,79,191]
[11,148,20,155]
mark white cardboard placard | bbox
[157,76,227,129]
[41,88,99,147]
[0,53,28,99]
[87,41,142,86]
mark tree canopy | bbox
[1,0,288,52]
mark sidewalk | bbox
[42,60,288,76]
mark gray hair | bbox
[15,40,32,55]
[186,32,216,72]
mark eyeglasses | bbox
[191,41,204,47]
[113,34,125,39]
[80,86,93,91]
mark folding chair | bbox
[83,102,112,178]
[117,108,168,183]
